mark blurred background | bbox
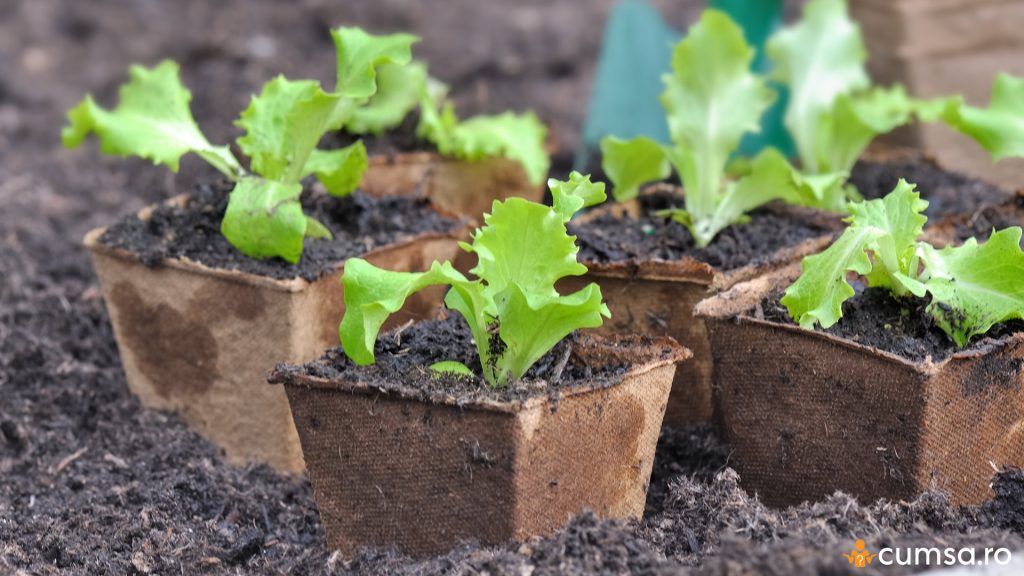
[2,0,1023,217]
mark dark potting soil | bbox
[98,181,460,282]
[8,0,1024,572]
[759,285,1024,363]
[954,194,1024,244]
[570,190,837,271]
[850,154,1009,220]
[273,315,677,405]
[323,112,438,156]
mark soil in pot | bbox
[273,316,685,557]
[696,266,1024,506]
[758,284,1024,363]
[89,181,464,472]
[99,180,461,281]
[850,152,1009,220]
[570,190,836,272]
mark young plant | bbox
[63,29,419,263]
[339,172,611,386]
[333,33,550,187]
[600,10,816,248]
[767,0,961,210]
[783,180,1024,347]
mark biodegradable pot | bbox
[851,0,1024,190]
[272,333,689,558]
[562,188,841,427]
[694,265,1024,507]
[85,196,465,472]
[360,152,544,220]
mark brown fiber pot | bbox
[360,152,544,221]
[694,264,1024,507]
[84,196,466,472]
[272,334,689,558]
[562,188,842,427]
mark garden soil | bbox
[5,1,1024,574]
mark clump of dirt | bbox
[98,181,461,282]
[759,286,1024,363]
[272,315,678,405]
[850,154,1009,220]
[954,195,1024,244]
[570,190,838,271]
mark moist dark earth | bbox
[5,0,1024,574]
[760,286,1024,363]
[99,182,460,281]
[570,191,839,271]
[571,155,1007,273]
[272,316,675,405]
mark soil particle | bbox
[954,194,1024,244]
[98,181,461,282]
[760,285,1024,363]
[274,315,662,405]
[850,153,1009,220]
[570,190,837,271]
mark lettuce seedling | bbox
[415,79,550,186]
[783,180,1024,347]
[339,172,611,387]
[331,32,550,186]
[599,10,818,248]
[63,29,417,264]
[766,0,956,210]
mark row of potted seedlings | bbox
[66,0,1024,558]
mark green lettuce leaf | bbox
[942,73,1024,161]
[417,79,550,186]
[303,141,369,197]
[659,9,775,244]
[914,228,1024,347]
[339,259,470,365]
[220,177,307,263]
[235,76,341,184]
[347,62,428,135]
[337,176,610,386]
[600,136,671,202]
[62,60,242,178]
[782,180,926,328]
[493,282,608,384]
[816,86,916,175]
[549,171,607,222]
[768,0,869,174]
[331,27,418,99]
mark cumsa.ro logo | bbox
[842,538,1013,568]
[843,539,876,568]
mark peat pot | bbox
[694,265,1024,507]
[271,329,689,557]
[85,195,465,472]
[361,152,544,221]
[564,187,841,427]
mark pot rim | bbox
[694,262,1024,374]
[271,333,690,414]
[82,193,469,294]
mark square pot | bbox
[563,189,841,427]
[272,333,689,557]
[360,152,544,221]
[85,196,466,472]
[694,265,1024,507]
